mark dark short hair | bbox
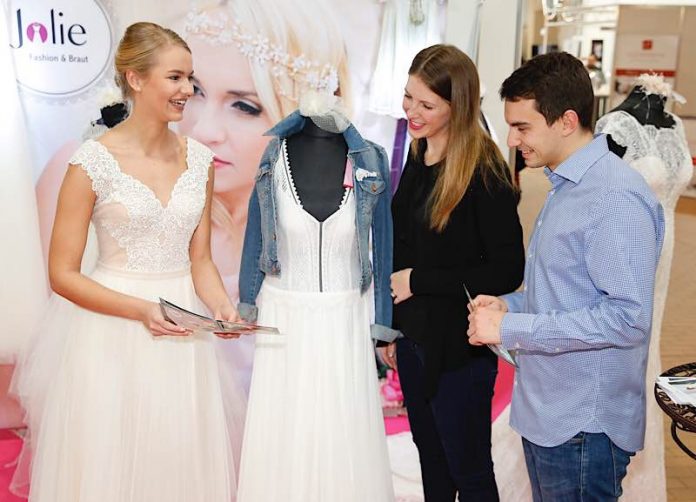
[499,52,594,130]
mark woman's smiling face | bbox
[179,37,274,196]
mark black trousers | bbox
[396,338,499,502]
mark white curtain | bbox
[0,2,48,364]
[368,0,446,118]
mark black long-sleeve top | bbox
[392,146,525,397]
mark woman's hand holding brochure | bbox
[159,298,280,337]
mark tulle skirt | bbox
[10,265,246,502]
[237,283,394,502]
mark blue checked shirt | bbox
[500,135,665,452]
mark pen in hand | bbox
[463,283,477,313]
[464,283,483,346]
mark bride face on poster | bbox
[178,37,273,295]
[176,0,350,298]
[180,39,271,205]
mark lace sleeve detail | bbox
[186,137,214,175]
[67,140,114,202]
[175,137,212,201]
[597,110,692,205]
[671,114,691,156]
[596,111,650,163]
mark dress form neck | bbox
[611,87,675,129]
[284,117,348,222]
[301,118,341,138]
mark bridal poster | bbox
[0,0,405,420]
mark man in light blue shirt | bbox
[468,52,665,501]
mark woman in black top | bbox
[379,45,524,501]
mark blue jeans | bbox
[397,338,499,501]
[522,432,634,502]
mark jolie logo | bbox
[9,0,112,97]
[9,9,87,49]
[27,23,48,43]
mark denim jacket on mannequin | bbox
[238,111,400,343]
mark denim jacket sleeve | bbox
[237,184,264,323]
[370,143,401,344]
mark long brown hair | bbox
[409,44,513,232]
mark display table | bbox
[654,362,696,460]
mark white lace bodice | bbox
[596,110,692,212]
[68,138,213,273]
[264,140,361,292]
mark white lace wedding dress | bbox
[596,110,693,501]
[10,138,246,502]
[237,141,394,502]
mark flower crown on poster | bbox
[184,2,339,103]
[635,73,686,105]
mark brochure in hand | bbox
[159,298,280,335]
[463,284,518,368]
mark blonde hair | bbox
[409,44,512,232]
[115,22,191,99]
[197,0,352,229]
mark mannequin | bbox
[237,107,397,501]
[596,76,692,502]
[604,86,678,160]
[285,118,348,221]
[612,86,675,129]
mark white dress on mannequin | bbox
[10,138,246,502]
[237,141,394,502]
[596,110,693,502]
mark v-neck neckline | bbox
[280,139,351,224]
[91,137,191,209]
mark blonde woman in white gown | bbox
[10,22,245,502]
[596,76,693,502]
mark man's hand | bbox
[467,307,505,346]
[470,295,508,313]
